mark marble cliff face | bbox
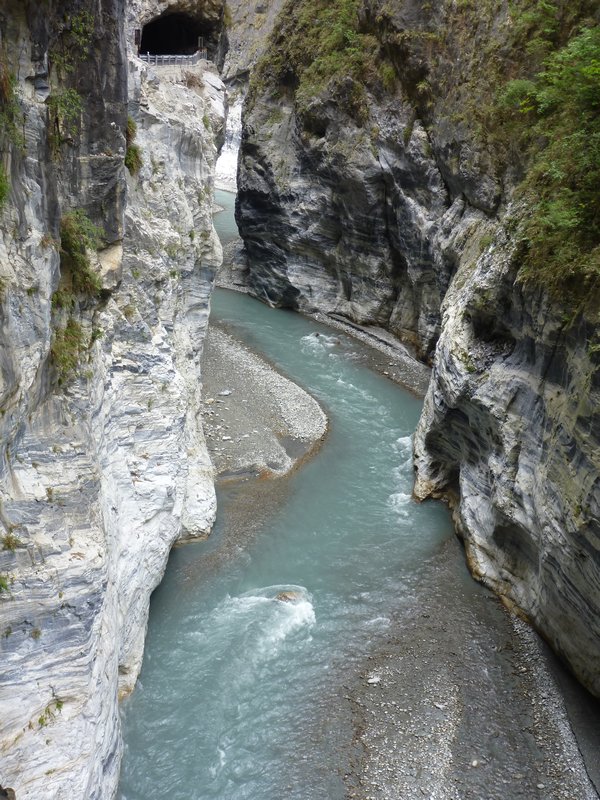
[0,1,223,796]
[235,0,600,697]
[0,0,599,795]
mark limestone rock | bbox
[234,1,511,361]
[414,225,600,698]
[219,0,286,82]
[0,3,223,797]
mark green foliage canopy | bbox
[251,0,386,121]
[501,24,600,299]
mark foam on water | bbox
[301,332,343,352]
[388,490,413,518]
[394,434,413,462]
[235,586,316,658]
[189,586,315,668]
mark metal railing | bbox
[139,49,208,66]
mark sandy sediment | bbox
[201,323,327,480]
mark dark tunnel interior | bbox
[139,13,215,56]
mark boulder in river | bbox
[275,591,302,603]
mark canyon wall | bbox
[0,3,598,799]
[0,1,222,796]
[236,0,600,696]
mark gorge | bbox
[0,0,599,798]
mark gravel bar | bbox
[201,323,327,480]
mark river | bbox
[118,191,600,800]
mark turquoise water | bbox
[214,189,240,246]
[118,194,454,799]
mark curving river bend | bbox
[118,192,600,800]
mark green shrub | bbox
[2,532,21,551]
[0,574,9,593]
[126,116,137,147]
[59,210,103,295]
[498,79,537,113]
[125,116,143,175]
[51,317,86,383]
[47,89,83,152]
[0,163,8,210]
[49,10,95,77]
[379,62,396,91]
[500,25,600,298]
[250,0,384,122]
[51,288,75,310]
[0,56,23,199]
[125,143,143,175]
[0,54,22,148]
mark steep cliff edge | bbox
[0,2,222,796]
[236,0,516,360]
[236,0,600,696]
[414,229,600,698]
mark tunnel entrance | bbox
[139,12,218,57]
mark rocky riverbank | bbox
[201,322,327,479]
[348,532,600,800]
[199,289,600,800]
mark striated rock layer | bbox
[0,1,223,796]
[414,229,600,699]
[235,0,600,696]
[235,0,508,361]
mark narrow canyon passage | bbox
[118,293,453,798]
[117,194,598,800]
